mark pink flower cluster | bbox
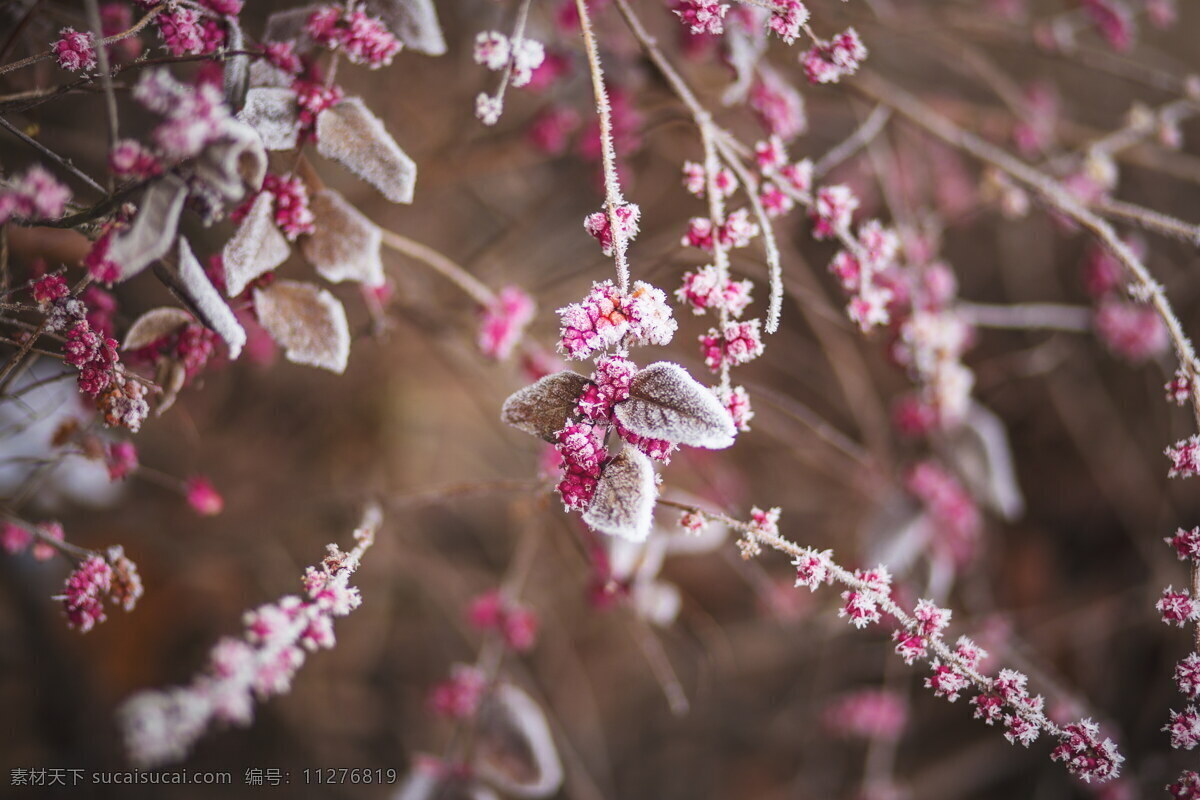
[766,0,810,44]
[838,565,891,629]
[134,69,231,159]
[479,286,536,360]
[675,265,752,317]
[681,162,737,199]
[1050,720,1125,783]
[428,665,487,718]
[109,140,162,180]
[1167,435,1200,479]
[1094,298,1168,363]
[749,73,807,140]
[905,461,982,565]
[802,28,868,85]
[2,520,63,561]
[259,174,316,240]
[699,319,764,372]
[0,166,71,224]
[555,424,605,510]
[57,546,142,633]
[556,280,677,360]
[54,28,97,72]
[467,589,540,652]
[1082,0,1135,51]
[681,209,760,251]
[822,689,907,741]
[294,80,344,140]
[64,320,120,398]
[106,441,139,481]
[32,274,69,306]
[120,514,377,767]
[584,203,640,257]
[186,476,224,516]
[306,6,401,68]
[576,356,636,421]
[673,0,730,35]
[155,8,222,57]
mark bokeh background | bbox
[2,1,1200,798]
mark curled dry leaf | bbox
[614,362,736,449]
[366,0,447,56]
[316,97,417,204]
[253,280,351,373]
[500,371,590,442]
[192,120,268,205]
[122,307,194,352]
[947,403,1025,521]
[223,191,291,297]
[301,189,385,286]
[108,175,188,281]
[173,238,246,360]
[473,684,564,799]
[583,446,657,542]
[238,87,301,151]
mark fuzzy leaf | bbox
[253,280,350,373]
[500,371,590,442]
[122,307,193,351]
[238,87,300,151]
[108,175,188,280]
[301,189,385,286]
[173,238,246,360]
[262,5,321,49]
[223,18,249,109]
[316,97,417,204]
[193,120,267,204]
[223,191,290,297]
[614,362,736,449]
[473,684,563,799]
[366,0,446,55]
[947,403,1025,521]
[583,446,657,542]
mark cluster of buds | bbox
[306,5,401,68]
[1157,526,1200,761]
[58,546,143,633]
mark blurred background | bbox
[2,0,1200,797]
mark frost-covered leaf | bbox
[500,371,590,442]
[253,280,350,373]
[262,5,320,49]
[583,446,657,542]
[248,59,293,90]
[614,362,736,449]
[366,0,446,55]
[316,97,417,203]
[122,307,193,351]
[300,189,385,286]
[223,18,249,109]
[108,175,187,280]
[173,237,246,360]
[721,23,766,106]
[223,191,290,297]
[473,684,563,799]
[238,87,300,151]
[947,403,1025,521]
[193,120,267,204]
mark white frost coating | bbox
[253,280,351,373]
[238,88,300,151]
[223,192,290,297]
[583,446,657,542]
[614,361,736,449]
[500,370,590,442]
[109,175,188,280]
[366,0,447,56]
[316,97,417,204]
[300,189,385,286]
[177,238,247,360]
[473,683,564,799]
[122,307,193,351]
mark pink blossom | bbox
[555,424,604,510]
[1095,300,1168,362]
[1,523,32,555]
[156,8,206,56]
[925,660,969,701]
[810,185,859,239]
[340,10,401,67]
[32,274,69,306]
[1166,369,1194,406]
[0,166,71,224]
[1168,771,1200,799]
[556,280,676,360]
[429,666,486,718]
[614,419,677,463]
[60,556,113,633]
[262,174,315,240]
[1167,436,1200,478]
[186,476,224,516]
[681,161,737,198]
[1004,713,1041,746]
[700,320,764,372]
[577,356,636,422]
[584,203,640,256]
[778,159,813,194]
[54,28,97,72]
[1166,527,1200,562]
[32,521,64,561]
[954,636,987,670]
[474,31,511,71]
[823,689,907,740]
[754,136,788,171]
[135,70,230,158]
[526,107,579,155]
[749,74,806,140]
[673,0,729,35]
[84,231,121,284]
[263,41,302,74]
[675,265,753,317]
[766,0,810,44]
[913,598,952,638]
[294,80,344,140]
[1175,653,1200,699]
[679,511,708,534]
[106,441,139,481]
[790,547,830,591]
[905,461,981,565]
[717,384,754,432]
[479,286,535,360]
[840,582,883,628]
[971,692,1005,725]
[1050,719,1124,782]
[891,393,939,438]
[468,589,505,630]
[502,606,540,651]
[1082,0,1135,51]
[109,140,162,180]
[1158,587,1198,626]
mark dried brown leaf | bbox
[500,371,590,442]
[583,446,657,542]
[316,97,417,204]
[253,280,350,373]
[473,684,563,799]
[122,308,193,351]
[300,189,385,286]
[614,361,736,449]
[223,191,290,297]
[108,175,188,280]
[193,120,267,204]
